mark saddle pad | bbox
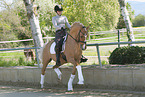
[50,33,67,54]
[50,42,56,54]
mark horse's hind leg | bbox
[40,58,52,88]
[53,65,62,81]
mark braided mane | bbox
[71,22,84,29]
[70,22,84,34]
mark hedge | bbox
[109,46,145,65]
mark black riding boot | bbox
[80,55,88,63]
[55,28,66,66]
[55,48,61,66]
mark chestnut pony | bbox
[40,22,89,91]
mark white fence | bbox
[88,28,145,41]
[0,28,145,65]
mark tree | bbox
[0,0,122,45]
[56,0,120,32]
[133,14,145,27]
[34,0,56,36]
[0,0,34,48]
[0,0,55,48]
[0,0,22,48]
[14,1,33,46]
[23,0,44,47]
[118,0,135,44]
[117,2,135,29]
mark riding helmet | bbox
[54,5,63,13]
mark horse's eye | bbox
[81,36,84,38]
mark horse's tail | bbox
[39,43,47,64]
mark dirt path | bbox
[1,85,145,97]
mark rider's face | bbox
[57,11,62,15]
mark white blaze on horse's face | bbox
[82,43,86,50]
[80,28,88,50]
[83,34,87,50]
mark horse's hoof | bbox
[66,90,73,92]
[57,77,62,83]
[57,78,62,83]
[77,81,84,85]
[58,74,62,80]
[41,84,44,88]
[57,74,62,83]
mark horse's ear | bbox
[86,26,90,30]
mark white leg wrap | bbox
[68,74,75,91]
[54,68,62,80]
[40,74,45,88]
[76,65,84,84]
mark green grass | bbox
[0,51,24,58]
[0,57,35,67]
[0,51,36,67]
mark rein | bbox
[67,26,87,44]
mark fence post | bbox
[89,33,90,40]
[118,30,120,48]
[46,35,49,43]
[35,47,40,68]
[96,45,102,68]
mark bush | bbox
[0,57,35,67]
[18,57,35,66]
[109,46,145,65]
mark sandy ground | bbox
[1,85,145,97]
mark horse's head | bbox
[78,25,89,50]
[70,22,89,50]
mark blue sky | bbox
[0,0,13,10]
[126,0,145,2]
[126,0,145,16]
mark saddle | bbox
[50,34,67,61]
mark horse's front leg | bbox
[67,58,84,91]
[71,59,84,85]
[76,65,84,84]
[68,65,76,91]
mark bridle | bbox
[67,26,87,44]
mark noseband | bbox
[67,26,87,44]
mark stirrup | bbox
[80,56,88,63]
[56,61,61,66]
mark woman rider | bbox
[52,5,87,66]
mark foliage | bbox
[0,0,33,47]
[133,14,145,27]
[101,60,109,65]
[0,10,22,48]
[14,0,33,46]
[35,0,56,36]
[56,0,120,31]
[0,0,129,48]
[0,57,35,67]
[109,46,145,65]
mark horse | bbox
[24,49,35,62]
[40,22,89,91]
